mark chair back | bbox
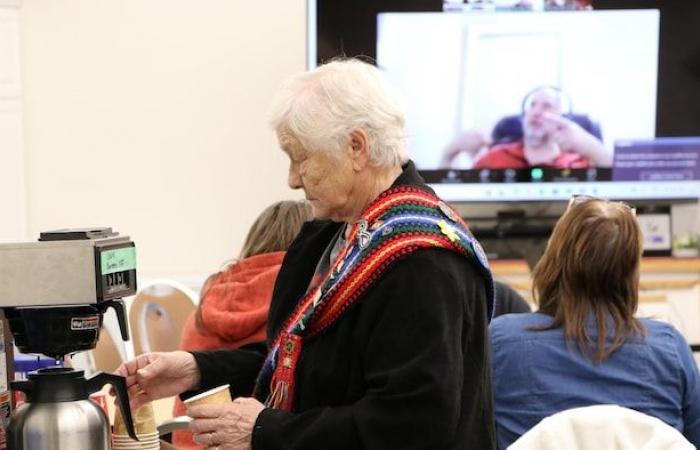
[508,404,694,450]
[129,281,197,355]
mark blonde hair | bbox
[532,199,645,363]
[239,200,313,259]
[195,200,312,332]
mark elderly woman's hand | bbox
[113,351,201,410]
[189,397,265,450]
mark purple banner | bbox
[613,138,700,181]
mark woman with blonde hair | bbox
[490,196,700,449]
[172,200,313,449]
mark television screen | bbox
[308,2,700,202]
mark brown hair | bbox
[239,200,313,259]
[195,200,313,331]
[531,199,645,363]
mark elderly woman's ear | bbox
[349,128,371,171]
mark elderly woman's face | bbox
[278,130,357,222]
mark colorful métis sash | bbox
[253,186,494,411]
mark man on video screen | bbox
[440,86,612,170]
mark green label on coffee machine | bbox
[100,247,136,275]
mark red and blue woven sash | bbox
[253,186,494,411]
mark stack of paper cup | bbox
[113,402,160,450]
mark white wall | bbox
[20,0,306,280]
[0,2,25,242]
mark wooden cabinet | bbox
[490,259,533,304]
[636,258,700,347]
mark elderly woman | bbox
[117,59,495,450]
[490,196,700,449]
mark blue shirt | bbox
[490,313,700,449]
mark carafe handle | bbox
[99,299,130,341]
[86,372,139,442]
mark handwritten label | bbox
[100,247,136,275]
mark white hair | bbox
[269,58,408,169]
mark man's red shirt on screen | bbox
[473,141,591,169]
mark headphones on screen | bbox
[520,86,573,116]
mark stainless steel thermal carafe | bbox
[8,368,137,450]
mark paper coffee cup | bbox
[183,384,231,408]
[114,401,157,436]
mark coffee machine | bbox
[0,228,139,449]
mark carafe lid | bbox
[17,368,90,403]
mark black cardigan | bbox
[191,162,495,450]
